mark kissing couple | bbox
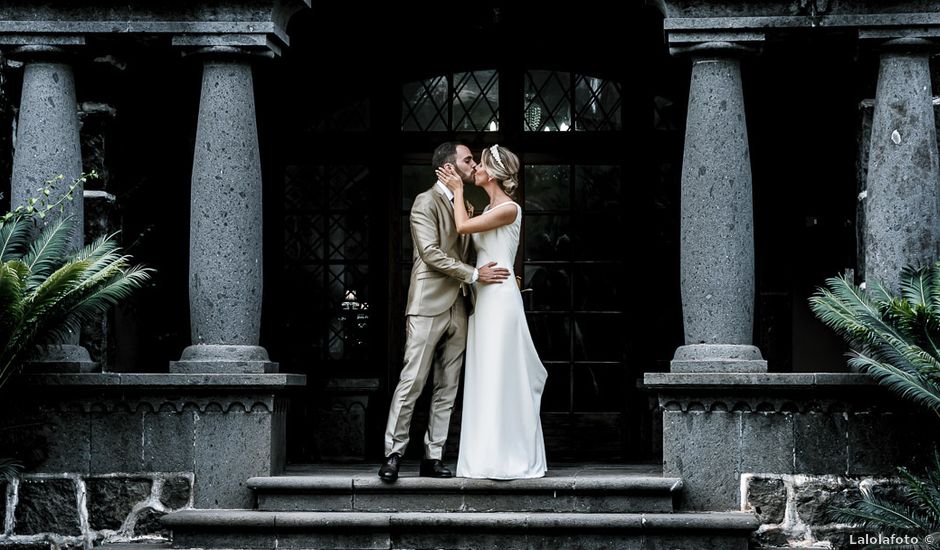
[380,141,549,481]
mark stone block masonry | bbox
[743,473,903,548]
[0,473,192,547]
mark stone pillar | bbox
[10,45,93,373]
[170,47,276,374]
[671,42,766,373]
[863,38,940,292]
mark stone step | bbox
[163,510,759,550]
[249,467,682,513]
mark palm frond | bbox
[929,262,940,319]
[898,466,940,526]
[0,217,32,261]
[0,456,21,483]
[71,232,118,264]
[900,265,932,310]
[0,261,26,340]
[810,276,907,350]
[847,353,940,414]
[830,496,933,533]
[22,218,73,289]
[23,259,90,323]
[35,266,152,346]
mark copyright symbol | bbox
[927,533,935,545]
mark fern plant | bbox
[811,265,940,545]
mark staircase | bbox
[162,464,758,549]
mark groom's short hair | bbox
[432,141,462,169]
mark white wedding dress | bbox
[456,201,548,479]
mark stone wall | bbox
[1,473,191,547]
[744,473,906,548]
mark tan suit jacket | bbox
[405,185,475,316]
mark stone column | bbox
[170,47,276,374]
[10,45,93,372]
[671,42,766,373]
[863,38,940,292]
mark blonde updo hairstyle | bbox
[481,145,520,197]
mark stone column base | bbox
[670,344,766,373]
[23,344,96,373]
[169,344,278,374]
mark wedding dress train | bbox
[456,201,548,479]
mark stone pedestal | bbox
[172,47,275,374]
[0,372,305,509]
[644,372,940,511]
[671,42,766,373]
[863,38,940,291]
[9,44,94,373]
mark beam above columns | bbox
[0,0,311,54]
[659,1,940,46]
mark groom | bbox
[379,142,510,482]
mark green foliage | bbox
[0,214,152,391]
[0,172,151,483]
[829,449,940,548]
[812,265,940,545]
[0,173,152,481]
[809,264,940,416]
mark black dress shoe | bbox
[378,453,401,482]
[419,458,453,478]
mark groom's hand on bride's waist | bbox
[477,262,511,284]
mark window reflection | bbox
[522,163,625,415]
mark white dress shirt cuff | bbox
[471,268,479,284]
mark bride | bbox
[435,144,548,480]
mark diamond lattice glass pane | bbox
[327,263,369,304]
[327,165,369,210]
[402,76,448,131]
[454,70,499,132]
[574,75,622,131]
[525,165,570,211]
[524,70,571,132]
[284,165,323,211]
[328,214,368,261]
[326,262,370,361]
[284,214,325,264]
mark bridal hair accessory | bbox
[490,144,505,169]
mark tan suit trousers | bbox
[384,298,467,459]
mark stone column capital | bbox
[862,36,935,54]
[670,41,759,59]
[186,45,275,60]
[4,43,82,63]
[172,35,280,58]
